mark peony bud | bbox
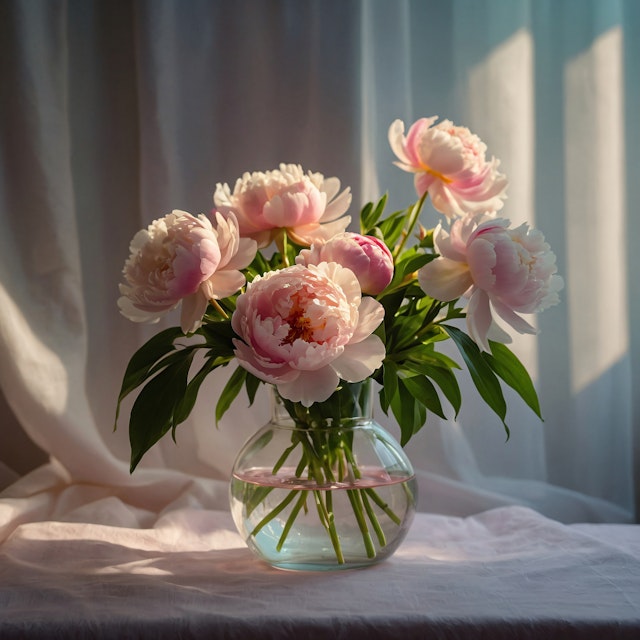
[297,232,394,295]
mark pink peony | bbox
[118,210,257,333]
[417,215,563,351]
[231,262,385,406]
[213,163,352,248]
[388,117,508,218]
[296,232,394,295]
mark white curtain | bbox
[1,0,638,539]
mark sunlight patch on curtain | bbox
[564,26,627,395]
[0,285,68,417]
[468,28,538,377]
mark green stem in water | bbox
[346,488,376,558]
[250,489,298,537]
[313,489,344,563]
[245,485,274,518]
[364,488,402,525]
[276,491,308,552]
[361,489,387,547]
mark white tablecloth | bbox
[1,505,639,639]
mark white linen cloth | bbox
[1,504,638,639]
[1,6,639,638]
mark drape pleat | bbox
[0,0,637,534]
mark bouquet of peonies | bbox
[115,117,562,561]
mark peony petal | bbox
[486,320,512,345]
[349,297,385,344]
[403,117,438,166]
[316,262,361,306]
[223,236,257,270]
[418,258,473,302]
[320,186,352,222]
[212,212,239,267]
[428,181,467,218]
[117,296,168,323]
[288,216,352,246]
[419,130,465,176]
[466,289,493,352]
[331,335,385,382]
[233,340,299,384]
[388,119,411,166]
[320,176,340,201]
[201,270,246,300]
[180,290,209,333]
[492,299,537,336]
[276,366,340,406]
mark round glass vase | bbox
[229,380,417,571]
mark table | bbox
[1,506,639,639]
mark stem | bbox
[342,438,399,549]
[361,490,387,546]
[393,191,428,259]
[346,489,376,558]
[313,489,344,563]
[250,489,298,537]
[272,441,299,475]
[364,488,402,526]
[245,485,274,518]
[209,298,229,319]
[275,230,290,267]
[277,491,308,552]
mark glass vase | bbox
[229,380,417,571]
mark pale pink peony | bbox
[389,117,508,218]
[296,232,394,295]
[231,262,386,406]
[118,210,257,334]
[417,215,563,351]
[213,163,352,248]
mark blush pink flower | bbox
[118,210,257,334]
[389,117,508,218]
[231,262,385,406]
[417,215,563,351]
[296,232,394,295]
[213,163,352,248]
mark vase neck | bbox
[271,380,374,427]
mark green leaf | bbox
[115,326,184,428]
[401,374,447,420]
[442,324,509,437]
[426,366,462,418]
[396,252,433,280]
[128,355,194,472]
[198,320,236,353]
[484,341,542,420]
[391,381,427,446]
[145,346,201,380]
[360,193,388,234]
[216,365,247,424]
[172,357,218,432]
[389,314,425,350]
[381,360,399,414]
[379,289,405,331]
[376,210,406,247]
[245,372,262,406]
[359,201,373,234]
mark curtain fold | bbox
[0,0,637,537]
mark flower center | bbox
[420,162,453,184]
[281,299,326,345]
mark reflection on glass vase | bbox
[229,379,417,571]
